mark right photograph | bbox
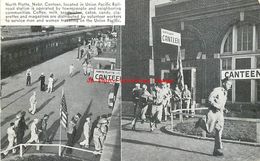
[121,0,260,161]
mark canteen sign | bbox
[161,28,181,46]
[221,69,260,79]
[94,69,121,83]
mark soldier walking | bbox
[80,117,91,148]
[182,84,191,118]
[38,73,45,91]
[26,119,41,151]
[29,92,37,115]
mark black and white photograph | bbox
[0,25,121,161]
[121,0,260,161]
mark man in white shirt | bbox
[26,119,41,150]
[29,92,37,115]
[4,122,16,156]
[69,64,75,77]
[79,117,91,148]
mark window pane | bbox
[235,58,251,69]
[257,25,260,49]
[224,32,232,52]
[235,80,251,102]
[257,80,260,102]
[237,25,253,51]
[237,27,242,51]
[222,58,232,70]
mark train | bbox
[1,26,111,78]
[30,26,55,32]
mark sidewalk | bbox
[122,101,260,161]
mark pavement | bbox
[122,102,260,161]
[1,45,118,161]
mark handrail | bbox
[0,143,96,159]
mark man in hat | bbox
[80,117,91,148]
[195,77,232,156]
[38,73,45,91]
[26,69,32,86]
[29,92,37,115]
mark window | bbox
[221,58,232,70]
[237,24,253,51]
[257,24,260,49]
[224,32,232,52]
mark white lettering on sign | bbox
[93,69,121,83]
[161,28,181,46]
[221,69,260,80]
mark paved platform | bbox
[1,46,118,160]
[122,102,260,161]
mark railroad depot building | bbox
[122,0,260,108]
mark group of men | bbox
[66,113,111,155]
[130,77,232,157]
[3,112,49,156]
[131,82,192,131]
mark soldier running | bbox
[195,77,232,156]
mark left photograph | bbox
[0,26,121,161]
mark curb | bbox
[163,125,260,147]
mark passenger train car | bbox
[1,26,111,78]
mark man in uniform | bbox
[4,122,16,156]
[29,92,37,115]
[38,73,45,91]
[26,69,32,86]
[80,117,91,148]
[182,84,191,118]
[195,77,232,156]
[150,84,164,131]
[26,118,41,151]
[171,85,182,118]
[131,84,142,116]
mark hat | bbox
[222,77,230,83]
[16,113,22,119]
[98,118,107,124]
[142,84,147,89]
[135,83,140,87]
[41,73,44,75]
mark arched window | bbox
[221,23,259,54]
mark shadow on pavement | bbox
[35,96,55,114]
[122,138,212,156]
[53,79,65,92]
[1,110,22,126]
[1,87,37,110]
[1,88,24,100]
[71,70,80,78]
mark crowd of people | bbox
[2,31,118,158]
[131,82,192,131]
